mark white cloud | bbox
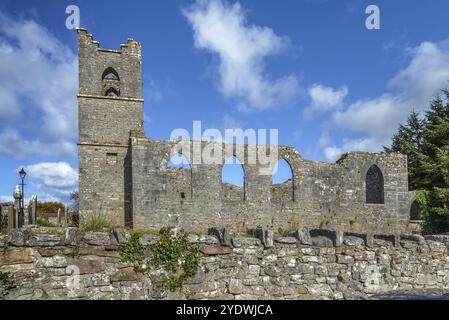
[0,195,13,203]
[0,129,76,158]
[0,12,77,158]
[25,162,78,190]
[20,162,78,202]
[304,84,348,118]
[324,137,382,162]
[183,0,301,112]
[324,147,343,163]
[326,40,449,159]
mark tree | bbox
[417,92,449,233]
[387,89,449,233]
[385,110,426,190]
[37,202,65,214]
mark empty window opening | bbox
[102,67,120,97]
[221,156,245,201]
[102,67,120,81]
[105,88,119,97]
[167,153,191,169]
[106,153,118,165]
[366,164,384,204]
[271,158,294,202]
[410,200,422,221]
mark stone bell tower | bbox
[77,29,143,226]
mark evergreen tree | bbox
[417,91,449,233]
[385,110,425,190]
[388,89,449,233]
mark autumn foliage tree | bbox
[37,202,65,214]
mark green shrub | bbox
[0,272,11,300]
[119,227,200,291]
[36,218,56,228]
[277,227,284,236]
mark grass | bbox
[130,229,160,237]
[80,213,114,232]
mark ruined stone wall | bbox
[166,168,193,200]
[76,30,418,235]
[271,180,294,203]
[130,137,417,234]
[222,184,244,201]
[1,228,448,300]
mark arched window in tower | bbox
[410,200,422,221]
[105,88,119,97]
[366,164,384,204]
[166,153,192,200]
[271,159,294,202]
[221,156,245,201]
[102,67,120,97]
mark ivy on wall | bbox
[119,227,200,291]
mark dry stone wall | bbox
[1,227,448,300]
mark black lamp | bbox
[18,168,26,227]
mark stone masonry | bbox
[77,29,420,234]
[1,227,448,300]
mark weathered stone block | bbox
[82,232,111,246]
[208,227,232,247]
[228,278,243,294]
[337,254,355,265]
[343,236,364,246]
[200,245,233,256]
[285,229,312,246]
[26,235,62,247]
[111,267,143,282]
[198,235,220,245]
[401,234,425,243]
[374,234,399,247]
[275,237,297,244]
[65,227,79,246]
[247,228,274,248]
[310,229,343,247]
[113,227,130,245]
[232,237,261,248]
[424,235,449,246]
[9,229,26,246]
[311,236,333,247]
[0,248,36,265]
[37,256,67,268]
[67,258,106,274]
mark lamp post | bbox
[19,168,26,227]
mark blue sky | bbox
[1,0,449,203]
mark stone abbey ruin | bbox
[78,29,421,234]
